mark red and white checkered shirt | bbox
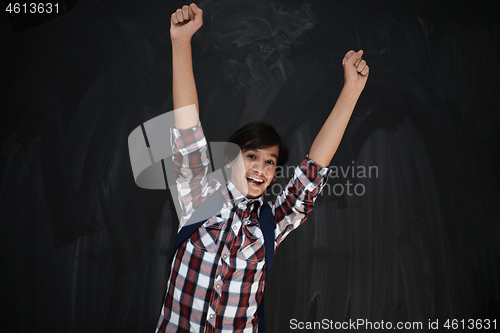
[156,123,329,332]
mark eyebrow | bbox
[246,149,278,160]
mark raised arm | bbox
[309,50,369,167]
[170,3,203,129]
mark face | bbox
[227,145,279,199]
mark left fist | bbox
[342,50,369,90]
[170,3,203,42]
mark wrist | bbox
[342,82,364,96]
[171,38,192,48]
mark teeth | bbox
[247,176,264,183]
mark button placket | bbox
[207,306,216,321]
[215,274,223,291]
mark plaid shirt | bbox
[156,123,330,333]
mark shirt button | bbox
[216,284,220,289]
[223,254,228,259]
[210,314,214,319]
[232,225,237,230]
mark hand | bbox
[342,50,369,91]
[170,3,203,42]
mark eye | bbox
[266,160,275,165]
[246,154,256,159]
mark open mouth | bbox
[246,175,265,187]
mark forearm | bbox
[172,39,199,129]
[309,85,362,167]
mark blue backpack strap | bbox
[260,204,275,276]
[171,190,225,259]
[257,204,275,333]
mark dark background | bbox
[1,0,499,332]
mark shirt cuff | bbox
[171,121,207,156]
[297,155,331,191]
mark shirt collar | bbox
[224,181,263,218]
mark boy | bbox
[157,3,369,332]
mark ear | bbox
[224,157,234,169]
[273,176,277,182]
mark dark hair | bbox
[226,122,289,166]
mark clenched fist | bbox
[170,3,203,42]
[342,50,369,91]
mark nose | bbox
[252,159,266,174]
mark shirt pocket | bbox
[188,216,224,254]
[237,227,265,263]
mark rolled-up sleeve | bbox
[171,122,220,227]
[171,123,208,157]
[271,156,330,244]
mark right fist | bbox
[170,3,203,42]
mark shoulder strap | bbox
[257,204,275,333]
[259,204,275,276]
[171,190,225,259]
